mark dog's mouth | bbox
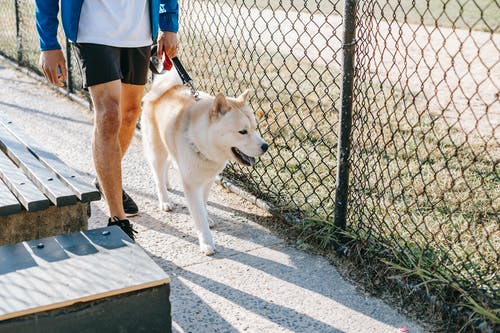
[231,147,255,166]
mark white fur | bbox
[142,71,267,255]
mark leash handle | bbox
[150,45,200,100]
[151,44,191,84]
[162,54,173,71]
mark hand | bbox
[157,31,178,59]
[39,49,67,87]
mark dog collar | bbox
[187,137,210,162]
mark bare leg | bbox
[119,83,145,156]
[89,80,125,219]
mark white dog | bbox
[142,70,268,255]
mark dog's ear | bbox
[210,93,231,121]
[236,89,250,104]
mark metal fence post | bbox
[14,0,22,64]
[334,0,357,232]
[65,40,73,94]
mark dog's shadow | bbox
[91,163,417,332]
[121,195,345,332]
[133,186,283,246]
[110,188,411,333]
[145,249,346,333]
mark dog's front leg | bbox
[183,182,215,255]
[203,179,215,228]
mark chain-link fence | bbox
[349,1,498,330]
[0,0,82,95]
[351,1,498,329]
[0,0,498,330]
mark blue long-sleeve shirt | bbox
[35,0,179,51]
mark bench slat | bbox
[0,120,100,202]
[0,179,22,216]
[0,129,77,207]
[0,151,50,212]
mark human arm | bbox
[34,0,67,86]
[157,0,179,58]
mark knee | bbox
[94,98,121,137]
[122,106,142,127]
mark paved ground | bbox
[0,58,425,333]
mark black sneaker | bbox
[108,216,138,241]
[94,179,139,216]
[121,190,139,216]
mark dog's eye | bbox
[239,130,248,135]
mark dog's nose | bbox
[261,143,269,152]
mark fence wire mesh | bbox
[181,0,343,225]
[350,0,498,328]
[0,0,17,60]
[0,0,498,329]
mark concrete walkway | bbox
[0,58,425,333]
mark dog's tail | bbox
[143,69,183,103]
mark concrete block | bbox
[0,226,172,333]
[0,202,90,246]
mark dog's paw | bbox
[200,243,216,256]
[159,200,175,212]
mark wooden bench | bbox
[0,226,172,332]
[0,118,101,246]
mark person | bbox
[34,0,179,240]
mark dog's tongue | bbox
[232,147,256,166]
[243,155,256,166]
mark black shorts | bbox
[72,43,151,88]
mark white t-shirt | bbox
[77,0,152,47]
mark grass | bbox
[345,79,499,328]
[200,46,341,219]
